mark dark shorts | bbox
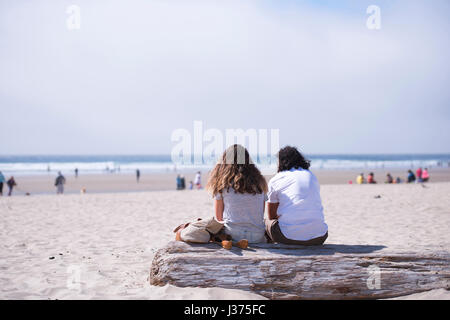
[265,219,328,246]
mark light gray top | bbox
[215,188,267,242]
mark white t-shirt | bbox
[194,173,201,185]
[267,168,328,241]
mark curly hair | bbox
[206,144,268,196]
[277,146,311,172]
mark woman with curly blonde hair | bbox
[206,144,268,243]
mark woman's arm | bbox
[214,199,224,221]
[267,202,279,220]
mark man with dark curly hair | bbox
[265,146,328,245]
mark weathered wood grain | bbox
[150,241,450,299]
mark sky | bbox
[1,0,449,155]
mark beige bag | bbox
[174,217,224,243]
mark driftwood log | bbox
[150,241,450,299]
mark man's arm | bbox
[267,202,279,220]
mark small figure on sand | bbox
[194,171,202,189]
[176,175,182,190]
[188,181,193,190]
[176,175,186,190]
[421,168,430,182]
[177,174,186,190]
[0,171,5,196]
[136,169,141,183]
[7,176,17,196]
[356,173,365,184]
[407,170,416,183]
[180,175,186,190]
[75,168,78,178]
[55,172,66,194]
[367,172,377,184]
[385,173,393,184]
[416,167,423,183]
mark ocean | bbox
[0,154,449,176]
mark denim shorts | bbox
[224,226,266,243]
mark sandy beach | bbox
[2,0,450,304]
[5,167,450,195]
[1,177,449,299]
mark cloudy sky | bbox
[1,0,449,155]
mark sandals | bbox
[221,240,232,250]
[235,239,248,249]
[220,239,248,250]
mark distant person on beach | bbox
[194,171,202,189]
[265,146,328,245]
[180,175,186,190]
[416,168,422,182]
[356,173,365,184]
[136,169,140,183]
[207,144,268,243]
[421,168,430,182]
[407,170,416,183]
[55,172,66,194]
[395,177,402,184]
[75,168,78,178]
[188,181,193,190]
[176,175,182,190]
[385,173,393,184]
[7,177,17,196]
[0,171,5,196]
[367,172,376,184]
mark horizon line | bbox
[1,153,450,157]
